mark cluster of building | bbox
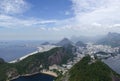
[86,43,119,54]
[9,43,119,76]
[47,49,85,75]
[76,43,120,59]
[47,43,120,75]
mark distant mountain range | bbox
[56,38,86,47]
[56,55,120,81]
[97,32,120,47]
[71,35,104,43]
[0,33,120,81]
[75,41,86,47]
[70,32,120,47]
[40,32,120,47]
[41,42,50,45]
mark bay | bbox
[103,54,120,74]
[0,41,42,62]
[0,46,37,62]
[11,73,55,81]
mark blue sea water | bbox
[11,73,55,81]
[0,41,56,81]
[0,46,37,62]
[0,41,42,62]
[104,55,120,74]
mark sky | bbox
[0,0,120,40]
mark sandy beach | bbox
[9,45,58,63]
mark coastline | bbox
[41,71,58,77]
[9,71,57,81]
[9,45,58,63]
[8,45,59,81]
[9,51,38,63]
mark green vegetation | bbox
[0,63,8,81]
[69,56,111,81]
[0,47,74,81]
[56,55,120,81]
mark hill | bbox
[97,32,120,47]
[56,38,73,47]
[0,46,75,81]
[0,58,5,64]
[56,55,120,81]
[75,41,86,47]
[41,42,50,45]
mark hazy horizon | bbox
[0,0,120,40]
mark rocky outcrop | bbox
[48,50,65,65]
[6,68,19,80]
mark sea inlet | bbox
[11,73,55,81]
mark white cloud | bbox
[0,0,58,29]
[113,24,120,27]
[0,0,29,14]
[70,0,120,35]
[37,0,120,35]
[92,22,102,27]
[0,14,58,28]
[0,0,120,38]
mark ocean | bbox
[0,41,56,81]
[0,41,42,62]
[103,54,120,74]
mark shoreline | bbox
[8,45,59,81]
[9,45,58,63]
[41,71,58,77]
[9,71,57,81]
[9,51,38,63]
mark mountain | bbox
[71,35,104,43]
[56,55,120,81]
[97,32,120,47]
[41,42,50,45]
[75,41,86,47]
[0,47,75,81]
[56,38,73,47]
[0,58,5,64]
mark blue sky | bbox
[25,0,73,19]
[0,0,120,40]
